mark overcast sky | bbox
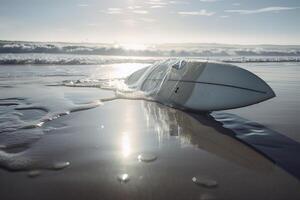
[0,0,299,44]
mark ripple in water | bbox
[192,177,218,188]
[0,94,102,172]
[251,129,266,133]
[117,173,130,183]
[27,170,41,178]
[137,153,157,162]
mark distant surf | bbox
[0,40,300,65]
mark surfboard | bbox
[125,59,276,111]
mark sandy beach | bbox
[0,61,300,200]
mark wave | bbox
[1,41,300,65]
[0,53,299,65]
[1,41,300,57]
[0,53,159,65]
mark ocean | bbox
[1,40,300,65]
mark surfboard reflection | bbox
[142,101,275,172]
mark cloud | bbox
[128,6,142,10]
[151,5,165,8]
[132,10,149,14]
[225,6,299,14]
[232,3,240,6]
[103,8,123,14]
[146,0,168,6]
[102,6,149,15]
[220,15,229,18]
[169,1,190,4]
[108,8,122,11]
[178,10,215,16]
[199,0,218,2]
[77,3,88,7]
[147,0,188,8]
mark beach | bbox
[0,60,300,200]
[1,0,300,197]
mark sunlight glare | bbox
[121,132,131,158]
[120,43,147,50]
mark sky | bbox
[0,0,299,45]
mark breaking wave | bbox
[0,54,159,65]
[0,54,299,65]
[0,41,300,65]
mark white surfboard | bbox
[125,59,275,111]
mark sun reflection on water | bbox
[121,132,131,158]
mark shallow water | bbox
[0,61,300,199]
[1,99,299,200]
[225,62,300,143]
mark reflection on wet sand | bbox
[142,101,275,173]
[1,98,300,200]
[1,62,300,200]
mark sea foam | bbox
[1,41,300,65]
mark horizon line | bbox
[1,39,300,47]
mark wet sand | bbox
[1,63,300,200]
[1,92,300,199]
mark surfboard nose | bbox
[183,62,276,111]
[264,83,276,100]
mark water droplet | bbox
[53,161,70,170]
[27,170,41,178]
[137,153,157,162]
[192,177,218,188]
[36,122,44,127]
[117,173,130,183]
